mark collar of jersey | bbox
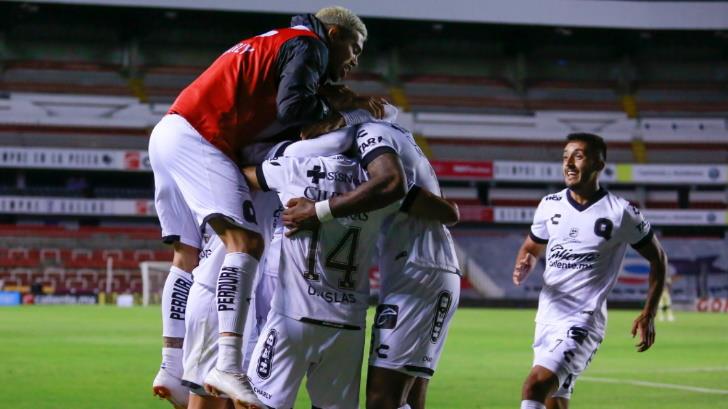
[566,187,607,212]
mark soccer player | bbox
[150,6,381,407]
[513,133,668,409]
[281,110,461,409]
[242,144,458,408]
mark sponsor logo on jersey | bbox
[253,386,272,400]
[374,304,399,329]
[169,277,192,320]
[430,291,452,343]
[547,244,600,270]
[256,329,277,379]
[306,165,361,186]
[303,186,343,201]
[545,194,562,201]
[306,285,357,304]
[356,133,385,154]
[636,220,649,234]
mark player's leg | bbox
[246,312,310,409]
[522,323,602,408]
[204,218,264,407]
[151,114,264,406]
[406,377,428,409]
[149,115,204,407]
[307,325,365,409]
[365,366,414,409]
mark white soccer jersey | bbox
[257,155,395,328]
[530,188,653,333]
[354,122,459,274]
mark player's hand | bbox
[512,254,535,286]
[631,311,656,352]
[300,115,346,140]
[282,197,320,237]
[353,96,387,119]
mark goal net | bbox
[140,261,172,307]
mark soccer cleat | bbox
[152,367,189,409]
[203,368,264,409]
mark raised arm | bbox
[401,185,460,226]
[630,234,668,352]
[512,235,546,286]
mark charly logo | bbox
[256,329,278,379]
[430,291,452,343]
[551,214,562,225]
[374,304,399,329]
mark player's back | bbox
[258,154,394,329]
[355,122,459,276]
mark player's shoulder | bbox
[604,190,639,213]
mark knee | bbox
[522,371,557,401]
[366,391,398,409]
[172,242,200,272]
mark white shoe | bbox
[152,366,189,409]
[203,368,264,409]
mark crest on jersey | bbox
[374,304,399,329]
[569,227,579,238]
[256,329,278,379]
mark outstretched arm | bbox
[401,185,460,226]
[631,234,667,352]
[281,152,406,236]
[512,235,546,286]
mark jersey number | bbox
[304,227,360,290]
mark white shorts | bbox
[532,323,603,400]
[243,273,278,371]
[182,281,218,396]
[369,267,460,379]
[247,311,364,409]
[149,114,260,248]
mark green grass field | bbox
[0,306,726,409]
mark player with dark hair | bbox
[513,133,668,409]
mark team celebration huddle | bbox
[147,6,667,409]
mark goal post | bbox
[140,261,172,307]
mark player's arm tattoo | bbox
[401,185,460,226]
[512,236,546,286]
[631,234,667,352]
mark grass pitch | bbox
[0,306,726,408]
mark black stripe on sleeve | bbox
[399,185,422,213]
[256,165,270,192]
[631,229,654,250]
[529,230,549,244]
[274,141,294,158]
[360,146,397,168]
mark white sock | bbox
[521,400,546,409]
[216,252,258,335]
[160,347,183,376]
[399,405,412,409]
[161,266,193,338]
[216,335,243,373]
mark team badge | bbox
[374,304,399,329]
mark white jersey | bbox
[257,155,395,329]
[354,122,459,274]
[530,188,653,333]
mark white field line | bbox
[581,376,728,395]
[589,366,728,374]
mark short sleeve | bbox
[621,203,653,249]
[354,123,398,167]
[257,157,290,193]
[529,199,550,244]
